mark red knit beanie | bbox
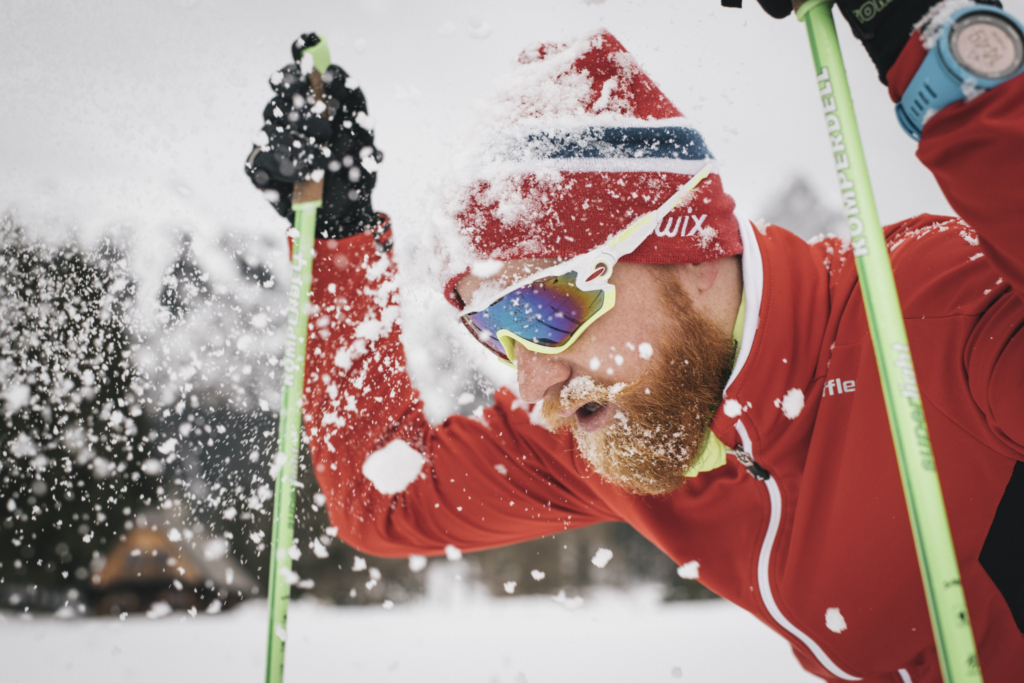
[443,30,742,307]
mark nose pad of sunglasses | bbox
[496,332,518,364]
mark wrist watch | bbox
[897,5,1024,140]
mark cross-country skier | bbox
[246,1,1024,680]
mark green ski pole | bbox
[795,2,981,680]
[264,35,332,683]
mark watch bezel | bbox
[948,11,1024,80]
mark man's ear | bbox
[680,260,722,294]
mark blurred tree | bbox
[760,176,847,242]
[0,217,722,612]
[159,235,210,326]
[474,522,718,601]
[0,220,161,604]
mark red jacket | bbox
[300,41,1024,682]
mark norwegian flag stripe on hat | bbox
[444,30,742,306]
[505,122,713,162]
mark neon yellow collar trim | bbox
[685,289,746,478]
[732,289,746,351]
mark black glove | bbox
[745,0,1002,84]
[246,33,384,239]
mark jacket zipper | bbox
[732,419,861,681]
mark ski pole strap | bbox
[796,2,982,681]
[265,35,330,683]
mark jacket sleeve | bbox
[300,229,619,558]
[888,34,1024,299]
[887,38,1024,457]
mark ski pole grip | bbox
[794,0,832,17]
[292,35,330,207]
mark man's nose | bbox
[515,343,570,404]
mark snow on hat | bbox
[441,30,742,307]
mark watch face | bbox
[950,13,1024,80]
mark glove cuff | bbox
[317,211,391,253]
[839,0,1002,84]
[838,0,939,83]
[316,200,379,240]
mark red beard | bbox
[541,272,735,496]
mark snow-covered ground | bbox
[0,587,819,682]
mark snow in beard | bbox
[430,28,744,308]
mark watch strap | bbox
[896,38,967,139]
[897,5,1024,140]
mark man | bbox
[246,1,1024,680]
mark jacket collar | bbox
[707,212,836,461]
[725,209,764,395]
[686,209,764,477]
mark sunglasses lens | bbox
[461,272,605,360]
